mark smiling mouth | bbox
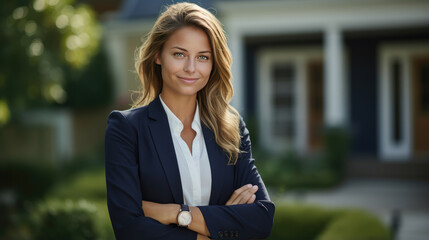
[178,76,199,84]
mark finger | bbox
[226,185,250,205]
[226,184,252,205]
[232,185,258,205]
[247,194,256,204]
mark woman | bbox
[105,2,274,240]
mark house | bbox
[103,0,429,178]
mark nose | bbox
[184,57,195,73]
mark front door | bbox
[412,56,429,157]
[307,60,324,151]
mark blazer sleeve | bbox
[198,118,275,240]
[105,111,197,240]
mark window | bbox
[272,63,296,139]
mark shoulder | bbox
[238,115,250,137]
[109,105,149,123]
[237,114,252,152]
[106,105,151,135]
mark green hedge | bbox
[317,211,392,240]
[255,126,350,191]
[49,168,107,200]
[0,161,57,203]
[30,199,100,240]
[269,204,339,240]
[47,168,114,239]
[269,204,391,240]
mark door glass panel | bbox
[391,59,402,143]
[272,63,295,139]
[419,64,429,113]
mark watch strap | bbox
[180,204,190,212]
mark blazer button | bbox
[224,231,230,238]
[218,231,224,238]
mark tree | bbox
[0,0,101,126]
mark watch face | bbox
[178,211,192,226]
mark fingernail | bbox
[247,184,252,188]
[252,185,258,189]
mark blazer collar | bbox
[202,123,229,205]
[148,96,184,203]
[147,96,229,205]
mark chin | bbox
[177,85,205,96]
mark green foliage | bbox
[47,168,114,239]
[269,204,338,240]
[91,200,115,240]
[322,127,350,180]
[0,158,114,239]
[49,168,107,201]
[269,204,391,240]
[256,151,338,191]
[0,0,101,122]
[63,48,113,109]
[256,126,349,190]
[30,199,100,240]
[0,161,57,238]
[0,100,10,126]
[0,161,57,203]
[317,211,392,240]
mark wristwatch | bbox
[177,204,192,227]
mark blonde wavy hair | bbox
[133,2,242,164]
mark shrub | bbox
[255,127,350,191]
[0,161,57,203]
[269,204,338,240]
[317,211,392,240]
[0,161,57,238]
[322,127,350,180]
[269,204,391,240]
[47,169,114,239]
[30,199,100,240]
[49,168,106,201]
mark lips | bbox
[178,76,199,84]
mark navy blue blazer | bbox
[105,96,275,240]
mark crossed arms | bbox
[142,184,260,239]
[105,111,275,240]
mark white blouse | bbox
[159,96,212,206]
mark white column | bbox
[103,26,129,103]
[229,31,245,116]
[324,25,346,127]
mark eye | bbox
[174,52,185,57]
[198,55,209,61]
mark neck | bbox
[160,92,197,126]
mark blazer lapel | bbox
[202,123,229,205]
[148,97,183,204]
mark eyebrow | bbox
[171,46,212,54]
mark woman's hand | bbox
[197,234,211,240]
[142,200,179,225]
[225,184,258,206]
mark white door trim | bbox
[257,47,323,153]
[378,42,429,161]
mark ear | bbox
[155,53,161,65]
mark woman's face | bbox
[156,26,213,99]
